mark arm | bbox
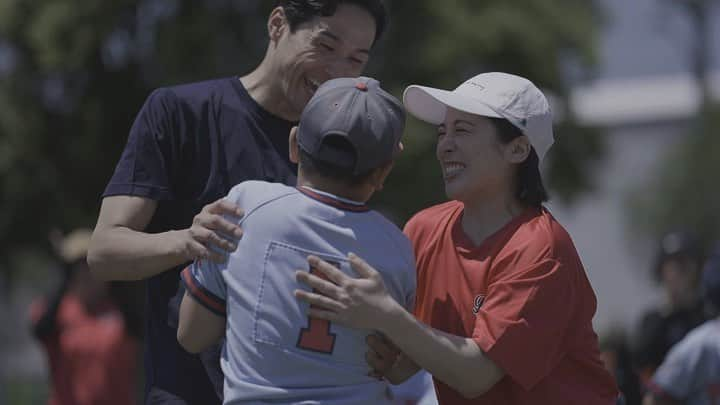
[88,196,243,281]
[296,255,503,398]
[89,89,243,281]
[177,291,225,353]
[377,299,502,397]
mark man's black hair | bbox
[275,0,387,45]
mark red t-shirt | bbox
[404,201,618,404]
[30,295,138,405]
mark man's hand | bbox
[366,333,400,379]
[179,198,244,263]
[294,253,400,331]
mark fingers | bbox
[365,350,388,379]
[202,199,244,238]
[184,237,227,263]
[208,198,244,218]
[347,253,377,278]
[308,256,348,285]
[295,290,346,310]
[366,334,399,359]
[194,226,237,251]
[197,213,243,240]
[366,346,394,370]
[189,226,236,253]
[307,307,341,323]
[296,271,343,299]
[210,215,244,240]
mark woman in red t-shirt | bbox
[295,72,619,404]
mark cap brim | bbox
[403,85,503,125]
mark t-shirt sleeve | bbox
[103,88,182,200]
[402,219,421,315]
[181,259,227,317]
[403,249,417,312]
[472,257,576,390]
[649,332,706,401]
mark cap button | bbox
[355,82,368,91]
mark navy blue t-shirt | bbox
[103,77,297,404]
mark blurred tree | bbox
[628,0,719,246]
[0,0,603,283]
[372,0,604,220]
[628,104,720,245]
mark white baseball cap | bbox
[403,72,554,162]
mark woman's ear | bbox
[289,126,300,164]
[506,136,531,164]
[268,7,287,43]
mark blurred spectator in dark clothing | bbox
[601,331,643,405]
[643,242,720,405]
[634,231,707,382]
[29,229,138,405]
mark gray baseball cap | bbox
[297,76,405,175]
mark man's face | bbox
[435,109,515,202]
[661,258,699,308]
[273,4,376,117]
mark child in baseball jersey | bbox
[644,244,720,405]
[177,77,417,404]
[295,73,619,404]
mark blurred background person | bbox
[642,242,720,405]
[29,228,138,405]
[633,231,707,382]
[600,331,643,405]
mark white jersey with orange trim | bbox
[650,319,720,405]
[182,181,416,405]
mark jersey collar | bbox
[297,186,370,212]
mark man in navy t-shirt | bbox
[87,1,388,404]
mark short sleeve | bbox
[472,258,576,390]
[103,88,182,200]
[649,333,705,400]
[403,212,425,256]
[181,259,227,317]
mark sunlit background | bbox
[1,0,719,403]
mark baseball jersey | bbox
[648,319,720,405]
[182,182,416,404]
[103,77,297,403]
[404,201,618,404]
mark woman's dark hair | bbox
[298,134,376,186]
[489,117,549,208]
[275,0,387,45]
[652,231,702,284]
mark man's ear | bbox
[506,136,531,164]
[370,161,394,192]
[268,7,287,43]
[289,126,300,164]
